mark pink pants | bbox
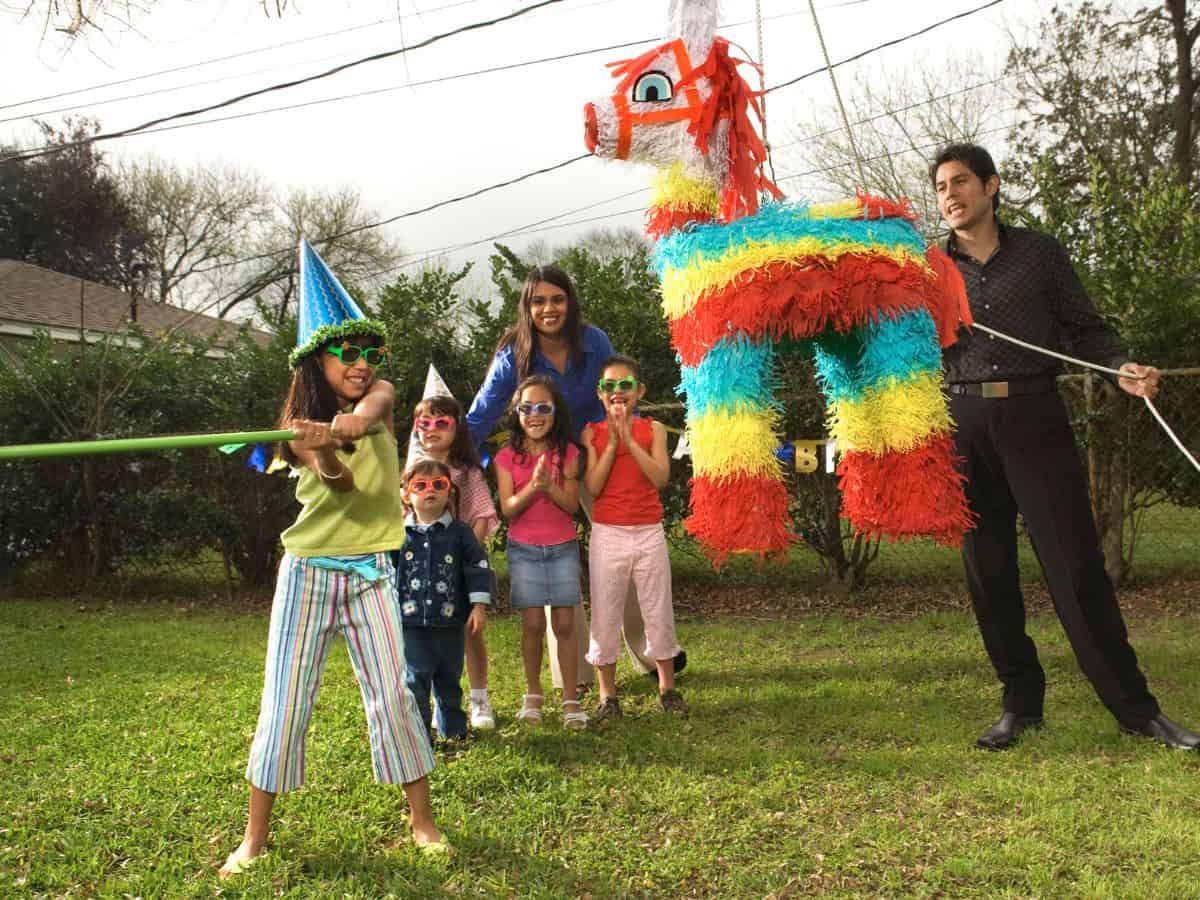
[586,522,681,667]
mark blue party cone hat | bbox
[289,238,387,367]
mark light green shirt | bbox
[280,428,406,557]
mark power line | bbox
[383,80,1021,269]
[46,1,1010,272]
[213,153,592,270]
[24,37,664,138]
[768,0,1003,94]
[1,0,1010,296]
[2,0,871,121]
[387,118,1025,272]
[1,0,567,163]
[1,8,821,134]
[0,0,491,112]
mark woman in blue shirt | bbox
[467,265,684,698]
[467,265,612,448]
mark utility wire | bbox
[1,0,1010,334]
[1,0,567,163]
[765,0,1005,94]
[142,2,1014,278]
[4,0,870,120]
[211,154,592,270]
[382,108,1024,272]
[0,0,490,112]
[2,8,820,133]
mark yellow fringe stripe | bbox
[826,372,953,456]
[808,198,864,220]
[651,163,721,217]
[660,238,931,321]
[688,407,782,479]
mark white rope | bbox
[970,322,1133,380]
[807,0,867,186]
[754,0,778,187]
[971,321,1200,475]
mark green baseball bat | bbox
[0,423,381,461]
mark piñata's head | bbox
[582,0,776,231]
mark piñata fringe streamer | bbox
[651,162,721,215]
[659,239,929,322]
[687,407,781,479]
[668,256,930,364]
[685,473,794,565]
[813,308,942,402]
[838,435,975,547]
[678,336,779,415]
[654,200,929,277]
[827,371,952,456]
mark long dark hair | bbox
[500,375,578,479]
[495,265,585,379]
[403,458,459,519]
[413,395,482,470]
[276,335,378,465]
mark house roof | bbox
[0,258,272,346]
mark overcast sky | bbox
[1,0,1050,288]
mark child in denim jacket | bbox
[393,459,492,742]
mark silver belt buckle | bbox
[981,381,1009,399]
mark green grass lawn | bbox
[2,599,1199,898]
[670,501,1200,589]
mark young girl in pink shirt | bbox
[494,375,588,731]
[582,356,686,720]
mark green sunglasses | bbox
[598,376,639,393]
[326,343,387,367]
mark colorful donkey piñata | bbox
[583,0,975,563]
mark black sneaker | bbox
[659,689,688,716]
[645,650,689,679]
[594,696,622,724]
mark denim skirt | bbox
[507,539,581,609]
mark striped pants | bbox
[245,553,436,794]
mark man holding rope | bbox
[931,143,1199,752]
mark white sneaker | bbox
[469,695,496,730]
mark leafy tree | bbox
[0,324,295,587]
[1007,1,1199,195]
[1004,3,1200,580]
[1025,159,1200,578]
[0,118,149,290]
[373,263,495,422]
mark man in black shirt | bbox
[931,143,1199,751]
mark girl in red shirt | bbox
[581,356,686,720]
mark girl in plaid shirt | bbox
[409,395,501,729]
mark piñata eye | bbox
[632,71,673,103]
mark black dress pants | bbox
[950,390,1159,730]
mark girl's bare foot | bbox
[219,839,264,879]
[411,821,444,847]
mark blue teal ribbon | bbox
[308,554,385,582]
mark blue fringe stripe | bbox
[812,308,942,402]
[678,336,780,419]
[652,200,928,274]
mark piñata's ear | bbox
[668,0,718,60]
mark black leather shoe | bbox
[975,712,1044,751]
[1122,713,1200,750]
